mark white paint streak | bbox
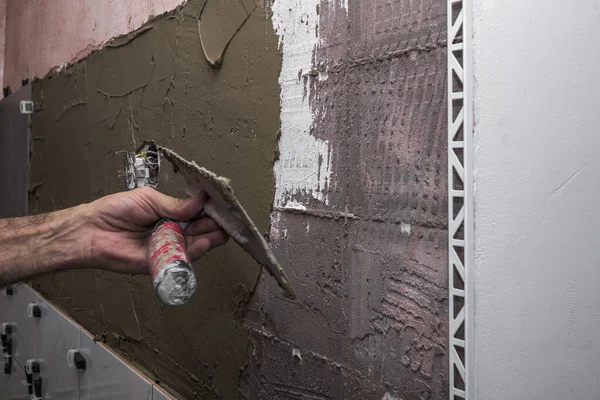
[282,200,307,211]
[400,222,411,235]
[269,211,282,241]
[271,0,332,208]
[292,348,302,361]
[340,0,348,12]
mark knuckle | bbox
[138,186,154,197]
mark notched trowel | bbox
[122,142,198,306]
[158,145,296,300]
[121,141,295,305]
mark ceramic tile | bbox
[7,285,38,369]
[0,284,37,399]
[0,283,32,325]
[79,330,152,400]
[36,297,80,399]
[0,361,29,400]
[152,384,176,400]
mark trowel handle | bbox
[148,219,197,306]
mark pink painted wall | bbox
[1,0,185,92]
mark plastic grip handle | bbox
[148,220,197,305]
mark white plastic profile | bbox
[19,100,34,114]
[0,322,15,335]
[447,0,473,399]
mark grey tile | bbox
[7,285,38,369]
[152,384,176,400]
[0,284,37,399]
[79,330,152,400]
[0,283,33,325]
[36,297,80,400]
[0,361,29,400]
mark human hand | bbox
[85,187,228,275]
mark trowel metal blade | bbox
[158,146,296,300]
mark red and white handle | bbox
[148,219,196,306]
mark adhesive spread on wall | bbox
[26,0,450,398]
[28,1,282,398]
[197,0,257,68]
[241,0,449,398]
[271,0,332,209]
[158,145,296,299]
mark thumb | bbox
[140,187,207,222]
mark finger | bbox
[185,217,220,236]
[138,187,207,221]
[186,229,229,252]
[186,230,229,261]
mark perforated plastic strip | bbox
[448,0,473,399]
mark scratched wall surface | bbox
[242,0,448,399]
[28,1,282,398]
[27,0,448,398]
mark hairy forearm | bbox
[0,188,223,286]
[0,205,91,287]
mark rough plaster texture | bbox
[26,0,449,398]
[28,1,281,398]
[473,1,600,399]
[271,0,332,208]
[0,0,6,91]
[242,0,449,399]
[0,85,29,217]
[1,0,185,92]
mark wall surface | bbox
[0,0,6,91]
[22,0,449,399]
[242,0,449,398]
[1,0,185,92]
[473,1,600,399]
[0,85,29,217]
[29,1,281,398]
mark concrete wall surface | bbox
[0,0,185,92]
[0,1,6,91]
[9,0,449,398]
[242,0,449,398]
[473,1,600,399]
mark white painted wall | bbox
[472,1,600,399]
